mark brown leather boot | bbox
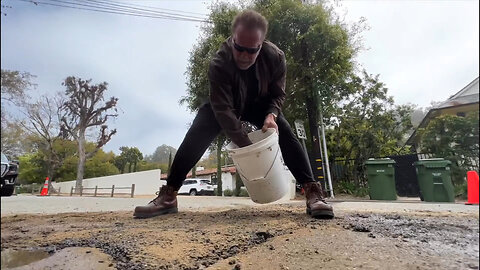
[303,182,334,219]
[133,185,178,218]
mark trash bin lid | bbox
[365,158,396,165]
[414,158,451,168]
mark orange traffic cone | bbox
[40,177,49,196]
[465,171,479,205]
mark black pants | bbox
[166,103,315,190]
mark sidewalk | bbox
[1,194,259,216]
[1,194,478,217]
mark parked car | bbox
[1,152,19,196]
[178,178,215,196]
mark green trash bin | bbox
[414,158,455,203]
[365,158,397,200]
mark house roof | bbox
[445,77,479,100]
[405,77,479,146]
[160,166,237,180]
[435,77,478,109]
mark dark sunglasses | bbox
[233,39,261,54]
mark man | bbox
[134,10,334,219]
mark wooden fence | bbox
[14,184,43,195]
[69,184,135,198]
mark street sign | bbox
[294,120,307,140]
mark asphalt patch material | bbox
[1,205,478,269]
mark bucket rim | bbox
[226,128,277,154]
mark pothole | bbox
[49,239,143,270]
[1,248,51,269]
[250,231,274,244]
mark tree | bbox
[1,120,28,159]
[18,137,78,184]
[234,173,243,196]
[17,153,45,184]
[1,69,36,106]
[418,112,479,185]
[1,69,36,157]
[146,144,177,164]
[255,0,364,183]
[115,146,144,173]
[49,138,79,181]
[181,2,241,112]
[60,76,118,191]
[19,94,66,192]
[126,147,143,173]
[198,151,218,169]
[327,71,414,186]
[114,148,128,174]
[410,107,428,128]
[84,149,119,178]
[136,160,165,173]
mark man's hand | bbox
[262,113,278,133]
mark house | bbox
[406,77,479,150]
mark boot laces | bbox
[308,183,327,203]
[149,186,168,205]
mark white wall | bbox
[52,169,164,195]
[51,168,296,198]
[221,173,235,193]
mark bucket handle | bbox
[236,146,280,182]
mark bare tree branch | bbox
[60,76,119,189]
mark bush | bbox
[16,185,30,194]
[418,112,479,185]
[223,189,233,196]
[238,188,249,197]
[335,181,356,195]
[454,181,468,199]
[335,180,369,197]
[15,184,40,194]
[354,186,369,198]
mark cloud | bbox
[338,0,479,107]
[1,1,207,155]
[2,0,478,157]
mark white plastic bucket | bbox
[226,128,289,204]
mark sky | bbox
[1,0,478,156]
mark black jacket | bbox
[208,37,286,147]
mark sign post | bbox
[294,120,308,156]
[319,112,334,198]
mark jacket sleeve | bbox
[209,63,252,148]
[266,52,287,117]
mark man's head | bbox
[231,10,268,70]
